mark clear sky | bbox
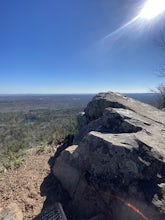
[0,0,165,94]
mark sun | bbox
[139,0,165,19]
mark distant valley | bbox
[0,93,158,168]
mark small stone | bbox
[28,191,37,199]
[0,202,23,220]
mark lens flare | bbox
[102,16,139,41]
[110,193,149,220]
[92,184,149,220]
[102,0,165,41]
[139,0,165,19]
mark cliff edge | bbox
[39,92,165,220]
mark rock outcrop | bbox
[40,92,165,220]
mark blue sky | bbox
[0,0,165,94]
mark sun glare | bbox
[102,0,165,41]
[140,0,165,19]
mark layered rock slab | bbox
[45,92,165,219]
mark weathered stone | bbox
[77,112,88,130]
[84,92,165,124]
[53,149,80,197]
[42,92,165,219]
[0,203,23,220]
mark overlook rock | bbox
[41,92,165,220]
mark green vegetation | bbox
[3,152,24,169]
[0,95,93,169]
[0,108,79,167]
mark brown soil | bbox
[0,147,56,219]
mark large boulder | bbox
[43,92,165,219]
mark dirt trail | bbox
[0,147,55,219]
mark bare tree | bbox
[155,28,165,109]
[155,84,165,109]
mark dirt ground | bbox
[0,147,55,219]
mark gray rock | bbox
[77,112,88,130]
[84,92,165,124]
[47,92,165,219]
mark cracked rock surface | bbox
[40,92,165,220]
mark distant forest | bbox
[0,95,93,168]
[0,93,158,169]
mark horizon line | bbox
[0,92,156,96]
